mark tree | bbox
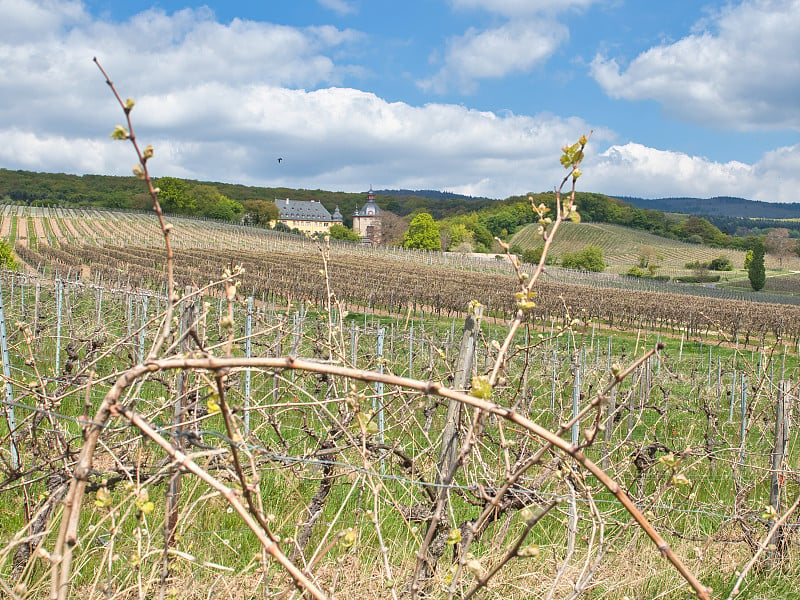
[205,196,244,222]
[748,240,766,291]
[764,228,797,269]
[637,245,662,276]
[440,222,472,251]
[242,199,279,226]
[708,256,733,271]
[562,246,605,272]
[0,240,16,270]
[329,223,361,242]
[155,177,195,214]
[403,213,441,250]
[673,216,729,246]
[743,249,754,270]
[191,185,243,222]
[380,211,408,246]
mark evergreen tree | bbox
[748,240,766,291]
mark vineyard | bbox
[4,205,800,343]
[511,220,800,276]
[0,194,799,600]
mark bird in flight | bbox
[277,157,283,164]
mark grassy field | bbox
[1,206,799,599]
[0,268,798,598]
[511,220,800,278]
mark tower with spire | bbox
[352,187,382,243]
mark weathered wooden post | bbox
[244,295,253,434]
[767,381,789,558]
[436,306,481,489]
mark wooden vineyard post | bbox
[162,288,196,587]
[602,387,617,470]
[244,295,253,434]
[436,306,481,489]
[138,294,148,363]
[767,381,789,559]
[375,327,386,447]
[55,278,63,377]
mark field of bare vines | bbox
[0,78,798,600]
[0,257,797,600]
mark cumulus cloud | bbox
[115,85,605,198]
[0,0,603,199]
[588,142,800,203]
[3,0,799,204]
[423,0,601,93]
[418,20,568,93]
[591,0,800,131]
[0,0,87,42]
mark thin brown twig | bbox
[71,353,711,600]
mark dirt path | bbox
[32,217,48,245]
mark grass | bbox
[1,224,799,598]
[511,221,800,275]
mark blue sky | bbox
[2,0,799,202]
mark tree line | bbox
[2,168,798,258]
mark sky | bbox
[1,0,799,203]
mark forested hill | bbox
[619,195,800,219]
[2,168,796,246]
[0,168,498,221]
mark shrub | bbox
[685,256,734,272]
[521,246,556,265]
[562,245,605,272]
[675,274,721,283]
[709,256,733,271]
[329,223,361,242]
[0,240,16,270]
[626,266,647,278]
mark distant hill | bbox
[619,195,800,219]
[375,189,491,202]
[0,169,497,224]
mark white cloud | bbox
[1,68,606,198]
[419,20,568,93]
[0,0,87,42]
[127,85,606,198]
[591,0,800,131]
[317,0,357,15]
[425,0,601,93]
[2,0,798,205]
[588,142,800,203]
[450,0,600,16]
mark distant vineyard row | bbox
[13,240,800,345]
